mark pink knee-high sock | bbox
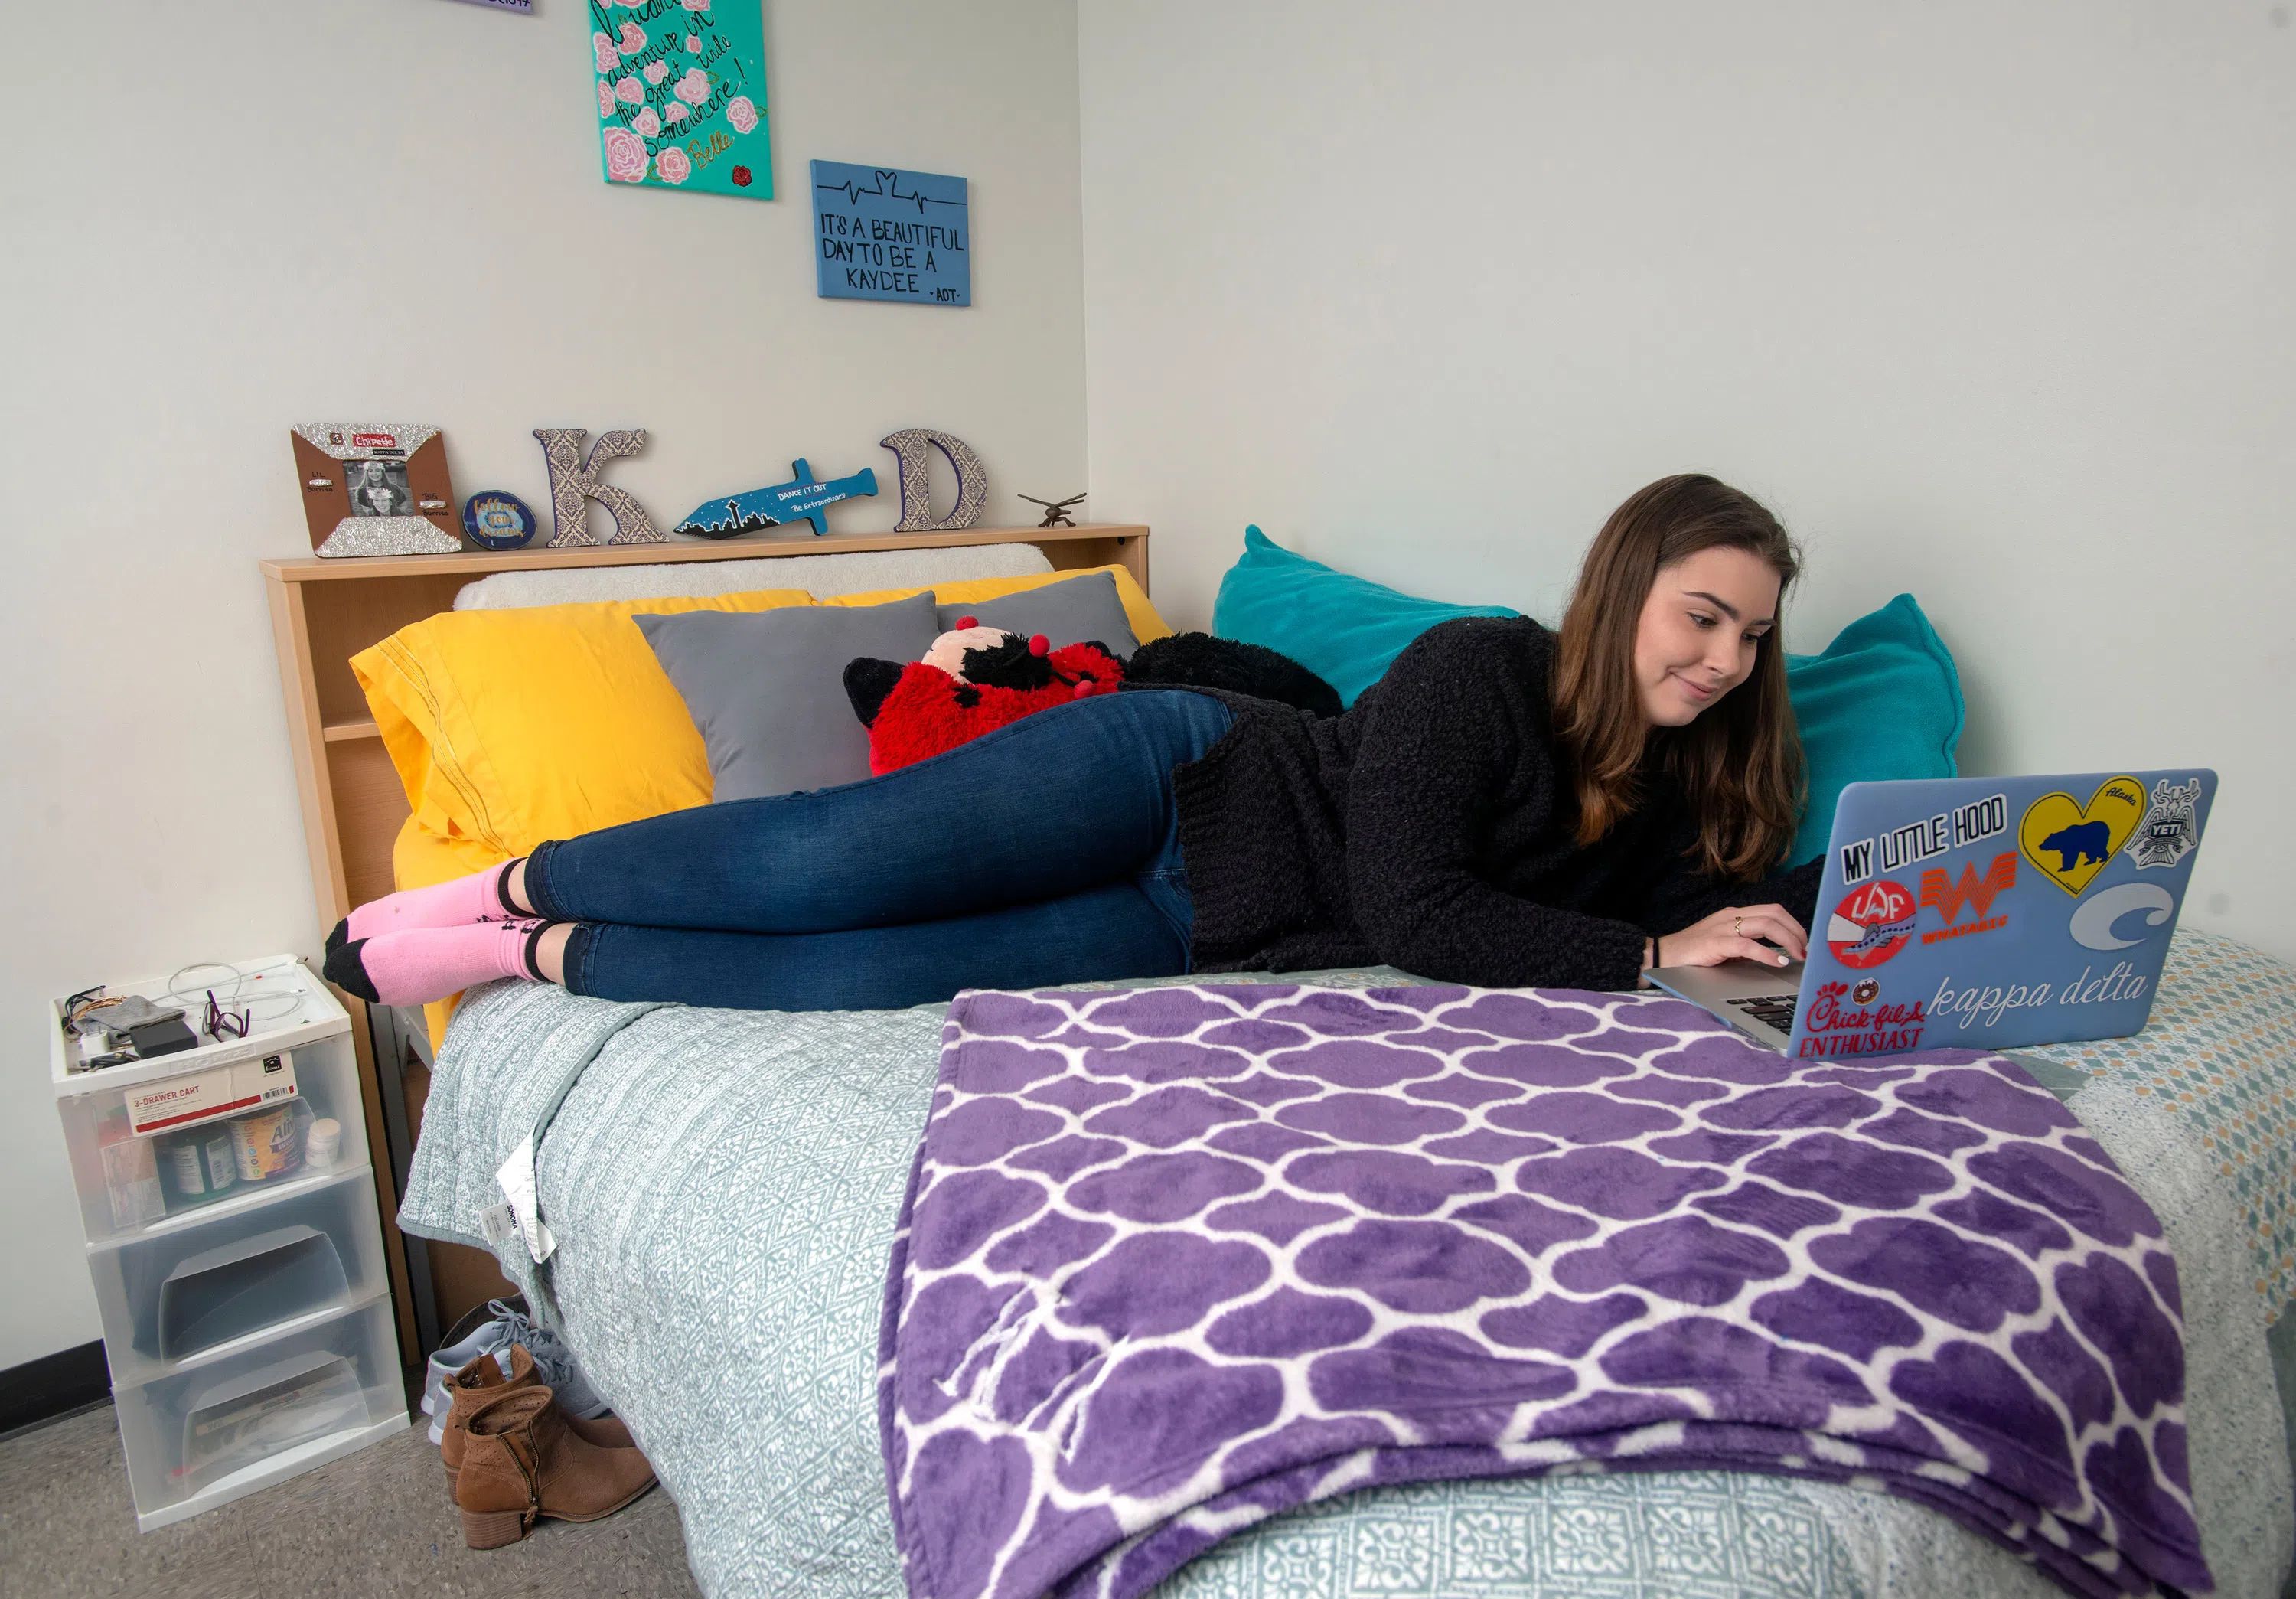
[334,862,523,948]
[324,920,551,1007]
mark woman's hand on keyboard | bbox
[1659,902,1808,968]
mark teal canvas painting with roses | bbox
[590,0,771,199]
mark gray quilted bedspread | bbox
[396,947,2294,1599]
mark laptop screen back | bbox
[1781,769,2215,1059]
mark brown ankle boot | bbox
[439,1344,631,1495]
[454,1386,657,1548]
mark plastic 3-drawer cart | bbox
[49,956,408,1530]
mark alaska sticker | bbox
[1827,879,1916,970]
[2020,778,2145,896]
[2126,777,2202,870]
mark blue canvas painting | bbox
[812,160,969,306]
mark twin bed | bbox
[397,941,2296,1599]
[269,534,2296,1597]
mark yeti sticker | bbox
[2127,777,2202,870]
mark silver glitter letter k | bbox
[534,428,664,547]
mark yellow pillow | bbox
[353,588,814,858]
[822,565,1170,646]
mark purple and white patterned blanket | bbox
[877,984,2213,1599]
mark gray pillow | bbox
[636,592,940,800]
[934,571,1140,658]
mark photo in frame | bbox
[291,424,460,557]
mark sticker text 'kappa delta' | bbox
[1930,961,2151,1029]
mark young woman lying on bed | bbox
[325,473,1825,1012]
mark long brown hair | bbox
[1552,475,1805,879]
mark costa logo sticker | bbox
[1827,879,1916,970]
[2069,882,2177,951]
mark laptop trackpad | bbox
[1649,959,1802,1004]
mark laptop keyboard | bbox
[1727,995,1799,1033]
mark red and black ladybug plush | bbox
[843,626,1345,775]
[843,621,1125,774]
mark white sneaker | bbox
[419,1298,611,1443]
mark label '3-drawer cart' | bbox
[49,956,407,1530]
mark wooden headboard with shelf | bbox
[261,523,1148,1361]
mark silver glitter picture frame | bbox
[292,423,462,557]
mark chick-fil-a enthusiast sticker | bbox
[1827,879,1917,970]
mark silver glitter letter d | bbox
[534,428,664,547]
[880,429,988,532]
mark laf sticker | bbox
[1827,879,1916,970]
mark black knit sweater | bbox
[1172,616,1823,990]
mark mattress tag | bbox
[478,1203,520,1253]
[494,1135,556,1264]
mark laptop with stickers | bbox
[1646,769,2216,1061]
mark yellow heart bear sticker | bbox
[2019,777,2145,896]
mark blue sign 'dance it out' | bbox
[812,159,969,307]
[673,460,878,538]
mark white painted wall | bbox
[0,0,1084,1370]
[7,0,2288,1373]
[1078,0,2294,962]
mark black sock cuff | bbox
[520,842,571,922]
[493,860,521,918]
[520,922,551,984]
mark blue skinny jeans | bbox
[520,690,1234,1010]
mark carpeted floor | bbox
[0,1402,700,1599]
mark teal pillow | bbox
[1782,592,1963,865]
[1210,527,1963,869]
[1212,525,1520,706]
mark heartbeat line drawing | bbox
[814,168,965,216]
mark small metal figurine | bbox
[1019,492,1085,529]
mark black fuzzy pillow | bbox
[1125,632,1342,718]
